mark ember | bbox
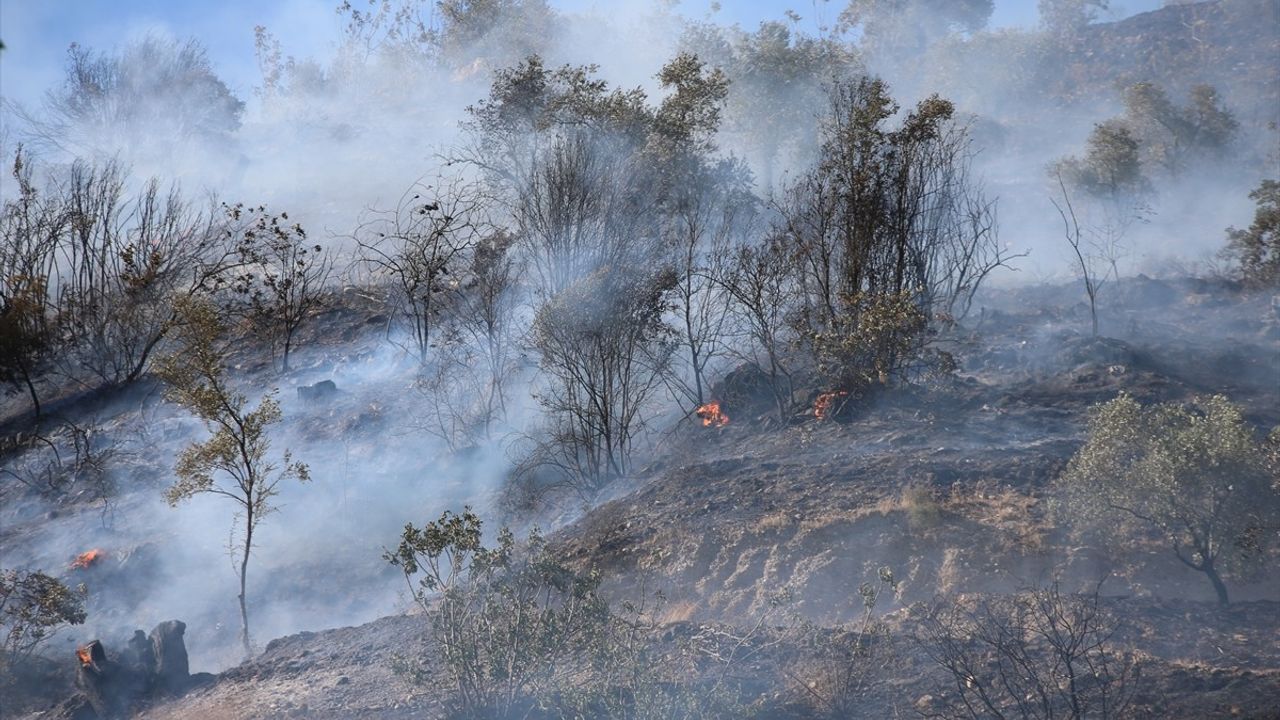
[814,391,849,421]
[695,401,729,427]
[77,645,94,667]
[71,548,106,570]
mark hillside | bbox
[3,1,1280,718]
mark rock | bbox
[297,379,338,402]
[150,620,191,695]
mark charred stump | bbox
[149,620,190,695]
[74,641,127,720]
[66,620,193,718]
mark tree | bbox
[1056,394,1280,606]
[681,21,857,191]
[385,507,608,718]
[530,266,675,495]
[720,239,797,424]
[779,77,1008,402]
[1222,178,1280,288]
[1119,82,1238,177]
[20,36,243,160]
[356,178,491,363]
[1037,0,1109,36]
[1056,120,1147,202]
[0,149,62,416]
[417,231,521,450]
[0,569,86,674]
[228,205,332,373]
[1050,172,1108,337]
[156,299,309,657]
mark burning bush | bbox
[813,391,849,421]
[696,401,729,427]
[70,549,106,571]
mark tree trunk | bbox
[1203,560,1230,606]
[22,368,41,419]
[238,516,254,658]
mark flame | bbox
[814,391,849,421]
[77,645,93,667]
[71,548,105,570]
[695,401,729,428]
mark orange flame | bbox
[695,401,729,428]
[77,645,94,667]
[71,549,105,570]
[814,391,849,421]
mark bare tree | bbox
[720,238,797,424]
[917,583,1136,720]
[417,231,522,450]
[665,163,752,411]
[51,160,240,387]
[355,178,491,363]
[156,299,309,658]
[0,149,64,416]
[1051,172,1107,337]
[529,266,675,495]
[227,204,333,373]
[515,131,658,299]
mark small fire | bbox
[695,401,729,428]
[76,645,94,667]
[814,391,850,421]
[70,549,105,570]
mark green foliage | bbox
[1119,81,1238,177]
[0,569,86,669]
[157,298,308,655]
[1056,393,1280,605]
[386,508,610,719]
[808,291,952,402]
[1223,178,1280,288]
[1056,120,1148,201]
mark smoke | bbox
[1,0,1276,679]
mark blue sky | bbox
[1,0,1162,109]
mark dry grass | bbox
[943,481,1046,551]
[755,510,797,533]
[659,600,698,623]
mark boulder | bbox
[297,379,338,402]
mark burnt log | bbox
[74,641,127,720]
[149,620,190,695]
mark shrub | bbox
[917,583,1136,720]
[385,508,609,718]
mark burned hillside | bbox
[3,0,1280,718]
